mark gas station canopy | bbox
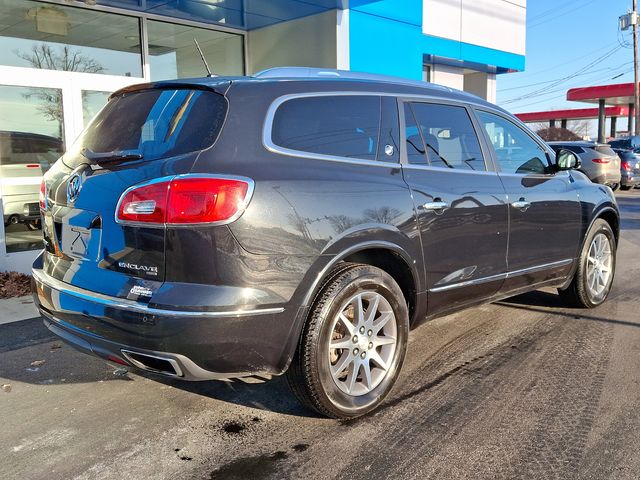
[567,83,637,106]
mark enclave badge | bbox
[66,174,83,203]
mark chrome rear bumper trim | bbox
[32,269,284,318]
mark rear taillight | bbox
[622,160,631,172]
[591,158,610,164]
[39,180,46,210]
[116,176,252,225]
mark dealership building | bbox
[0,0,526,272]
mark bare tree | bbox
[15,44,104,136]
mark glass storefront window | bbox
[82,90,111,126]
[0,0,143,77]
[147,20,244,81]
[0,85,64,253]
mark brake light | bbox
[116,176,252,225]
[39,179,46,210]
[592,158,610,164]
[26,164,40,168]
[622,160,631,172]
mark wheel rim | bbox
[586,232,613,301]
[328,291,397,397]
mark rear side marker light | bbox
[622,161,631,172]
[116,175,253,226]
[592,158,610,164]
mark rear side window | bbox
[271,95,383,161]
[406,103,486,171]
[70,88,227,165]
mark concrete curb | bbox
[0,296,39,325]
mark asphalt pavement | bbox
[2,190,640,480]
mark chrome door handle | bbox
[422,201,449,212]
[511,199,531,211]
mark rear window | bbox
[271,95,383,161]
[552,145,584,154]
[590,145,616,156]
[70,88,227,164]
[0,133,63,170]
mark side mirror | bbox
[555,148,581,171]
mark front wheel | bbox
[559,219,616,308]
[287,263,409,419]
[620,185,632,191]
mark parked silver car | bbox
[548,141,621,189]
[613,148,640,190]
[0,131,62,228]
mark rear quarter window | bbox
[270,95,383,161]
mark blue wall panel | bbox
[349,0,525,78]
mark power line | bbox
[529,0,601,29]
[501,45,623,105]
[499,62,632,92]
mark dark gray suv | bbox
[32,68,619,418]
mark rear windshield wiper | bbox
[81,147,143,163]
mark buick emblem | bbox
[66,174,83,203]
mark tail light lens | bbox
[622,160,631,172]
[39,179,46,210]
[116,176,252,225]
[591,158,610,164]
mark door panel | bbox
[401,101,509,316]
[475,109,581,291]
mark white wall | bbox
[431,64,464,91]
[247,11,338,74]
[463,71,497,102]
[423,0,526,56]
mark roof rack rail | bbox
[253,66,453,92]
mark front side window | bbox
[271,96,383,161]
[407,103,486,171]
[477,111,551,175]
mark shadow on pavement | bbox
[497,290,639,329]
[0,316,314,416]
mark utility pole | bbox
[621,5,640,135]
[634,0,639,135]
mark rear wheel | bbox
[287,263,409,419]
[559,219,616,308]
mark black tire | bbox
[558,219,616,308]
[286,263,409,419]
[610,183,620,191]
[620,185,632,191]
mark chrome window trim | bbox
[429,258,573,293]
[33,269,283,318]
[401,163,499,176]
[262,91,489,169]
[114,173,255,229]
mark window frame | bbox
[472,107,559,177]
[397,97,494,174]
[263,92,401,167]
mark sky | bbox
[496,0,634,136]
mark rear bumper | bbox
[621,171,640,187]
[32,267,301,380]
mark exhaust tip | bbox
[121,349,183,377]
